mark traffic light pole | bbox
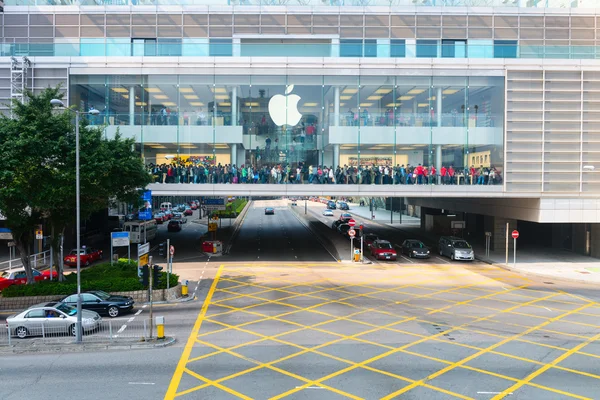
[148,255,153,340]
[166,238,170,290]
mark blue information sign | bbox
[139,190,152,220]
[204,198,225,205]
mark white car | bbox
[322,209,334,217]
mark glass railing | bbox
[3,42,599,60]
[3,0,596,8]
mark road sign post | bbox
[111,231,130,265]
[348,228,356,261]
[360,224,364,262]
[512,230,519,268]
[149,255,153,340]
[167,242,174,290]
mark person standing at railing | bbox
[448,165,456,185]
[429,165,437,185]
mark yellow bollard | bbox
[182,280,189,297]
[156,316,165,340]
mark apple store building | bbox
[70,73,505,173]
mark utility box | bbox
[213,241,223,254]
[202,241,214,253]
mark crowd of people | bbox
[146,162,502,185]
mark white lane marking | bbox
[129,382,156,385]
[544,307,552,311]
[400,255,414,264]
[434,256,451,264]
[135,310,142,316]
[142,305,148,309]
[117,325,127,333]
[502,287,509,291]
[127,317,135,323]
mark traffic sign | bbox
[170,245,175,256]
[35,229,43,240]
[512,230,519,239]
[111,231,130,247]
[138,242,150,256]
[348,229,356,237]
[204,198,225,205]
[348,219,356,227]
[138,253,149,268]
[7,241,15,247]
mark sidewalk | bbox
[346,202,600,285]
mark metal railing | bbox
[0,250,51,272]
[1,317,153,346]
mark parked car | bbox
[7,302,102,338]
[370,240,397,261]
[362,233,380,249]
[184,208,193,216]
[64,247,103,267]
[327,200,337,210]
[154,213,166,224]
[0,268,58,291]
[167,220,182,232]
[60,290,134,318]
[438,236,474,261]
[322,209,334,217]
[265,207,275,215]
[401,240,431,258]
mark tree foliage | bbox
[0,87,151,283]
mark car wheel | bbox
[450,254,455,261]
[409,252,412,258]
[15,326,28,339]
[439,249,443,256]
[70,324,78,336]
[99,253,103,260]
[107,306,119,318]
[85,260,90,266]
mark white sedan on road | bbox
[322,209,334,217]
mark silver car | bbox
[7,302,102,339]
[438,236,475,261]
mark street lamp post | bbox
[50,99,99,343]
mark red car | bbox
[370,240,397,261]
[0,268,58,291]
[154,213,166,224]
[362,234,380,249]
[184,208,193,216]
[190,204,198,210]
[64,247,103,267]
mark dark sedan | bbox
[60,290,134,318]
[401,240,431,258]
[265,207,275,215]
[168,220,182,232]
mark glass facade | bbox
[70,74,504,184]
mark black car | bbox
[327,200,336,210]
[265,207,275,215]
[401,240,431,258]
[337,223,352,237]
[168,220,182,232]
[331,219,350,230]
[337,202,350,210]
[60,290,134,318]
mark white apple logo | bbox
[268,85,302,127]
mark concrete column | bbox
[333,144,340,169]
[435,145,442,182]
[334,86,340,126]
[230,144,237,166]
[436,87,442,127]
[129,86,135,125]
[231,87,238,126]
[493,217,517,252]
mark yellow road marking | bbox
[491,329,600,400]
[164,264,223,400]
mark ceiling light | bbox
[359,103,373,107]
[154,95,169,99]
[367,96,383,100]
[398,96,413,100]
[303,102,318,107]
[211,88,227,93]
[144,88,162,93]
[184,95,199,100]
[135,101,147,106]
[111,88,129,93]
[375,88,393,94]
[189,102,204,106]
[398,147,414,150]
[386,103,402,107]
[121,95,129,99]
[340,96,353,100]
[418,103,429,107]
[342,88,359,94]
[245,102,259,107]
[179,88,194,93]
[148,145,166,149]
[162,102,176,106]
[427,96,436,101]
[180,145,197,149]
[408,89,426,95]
[339,103,346,106]
[218,102,231,106]
[215,95,229,100]
[443,89,460,95]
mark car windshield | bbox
[55,302,77,316]
[91,290,110,300]
[1,271,10,278]
[378,243,393,249]
[69,250,86,255]
[453,241,471,249]
[411,242,425,248]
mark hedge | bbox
[214,199,247,218]
[2,259,179,297]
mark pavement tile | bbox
[252,289,309,302]
[389,385,461,400]
[464,352,540,380]
[245,302,299,317]
[282,285,333,295]
[533,300,585,312]
[277,295,331,309]
[443,329,508,347]
[367,290,419,303]
[367,351,448,381]
[176,381,240,400]
[316,319,376,336]
[580,306,600,316]
[318,339,391,363]
[543,294,590,305]
[310,303,362,317]
[349,310,411,326]
[241,318,301,336]
[284,388,352,400]
[516,332,584,350]
[494,341,566,364]
[272,351,349,381]
[559,312,600,328]
[276,328,341,347]
[489,312,548,328]
[198,329,262,347]
[508,305,566,319]
[426,366,515,398]
[277,310,337,326]
[429,291,479,302]
[395,286,440,295]
[205,311,266,327]
[222,366,305,399]
[216,295,273,309]
[556,352,600,377]
[511,384,577,400]
[323,366,411,399]
[189,342,223,360]
[389,320,450,337]
[186,352,258,382]
[204,304,238,316]
[541,321,598,338]
[408,340,480,363]
[531,368,600,399]
[233,339,303,363]
[465,298,514,311]
[466,320,530,337]
[355,328,422,347]
[579,340,600,357]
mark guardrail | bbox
[0,250,51,272]
[1,317,153,346]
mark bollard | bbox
[182,280,189,297]
[156,316,165,340]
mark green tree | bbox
[0,87,151,284]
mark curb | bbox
[224,200,252,255]
[0,336,176,354]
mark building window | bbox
[158,39,182,57]
[209,39,233,57]
[494,40,517,58]
[340,39,363,57]
[416,40,438,58]
[442,39,467,58]
[132,39,156,56]
[364,40,377,57]
[390,40,406,58]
